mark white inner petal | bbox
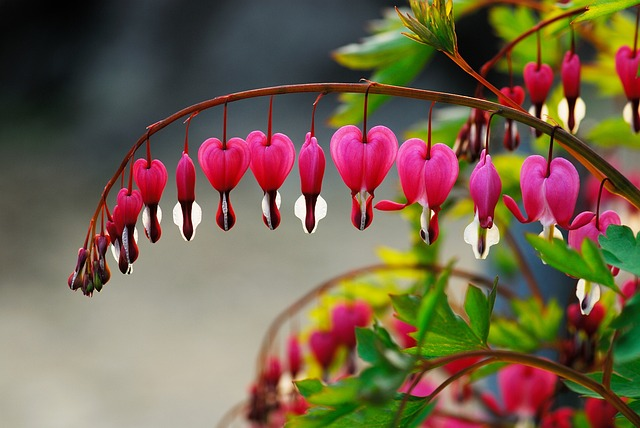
[576,279,601,315]
[142,206,151,237]
[173,202,185,240]
[191,201,202,238]
[420,205,431,244]
[573,97,586,132]
[623,101,634,128]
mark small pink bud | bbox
[454,108,489,162]
[295,132,327,233]
[173,152,202,241]
[615,45,640,132]
[499,86,525,150]
[68,247,88,291]
[261,356,282,387]
[287,335,303,378]
[559,51,586,133]
[309,329,338,370]
[524,62,554,135]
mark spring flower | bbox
[454,108,489,161]
[464,149,501,259]
[615,45,640,133]
[498,86,525,150]
[498,364,556,422]
[287,335,303,379]
[294,132,327,233]
[330,300,372,349]
[308,329,338,379]
[198,136,251,231]
[173,151,202,241]
[523,62,554,133]
[133,158,168,243]
[68,247,88,292]
[109,188,143,274]
[375,139,457,244]
[91,231,111,291]
[558,51,586,133]
[330,125,398,230]
[585,397,618,428]
[247,130,296,230]
[503,155,580,240]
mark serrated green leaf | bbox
[574,0,640,23]
[464,281,497,344]
[390,294,421,325]
[333,30,427,70]
[296,379,324,399]
[600,225,640,277]
[489,318,540,352]
[526,234,616,288]
[564,371,640,399]
[303,377,361,407]
[610,294,640,363]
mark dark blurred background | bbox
[0,1,490,427]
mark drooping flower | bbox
[558,51,586,133]
[247,130,296,230]
[498,85,525,150]
[308,329,338,380]
[330,300,372,349]
[567,301,605,336]
[173,151,202,241]
[498,364,557,421]
[375,139,457,244]
[585,397,618,428]
[198,136,251,231]
[287,335,303,379]
[454,108,489,161]
[464,149,502,259]
[109,188,143,274]
[68,247,88,292]
[91,231,111,291]
[615,45,640,132]
[331,125,398,230]
[294,132,327,233]
[503,155,580,240]
[133,158,168,243]
[523,62,554,132]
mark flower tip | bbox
[294,194,327,234]
[173,200,202,241]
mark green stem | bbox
[82,82,640,253]
[419,349,640,425]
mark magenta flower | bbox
[464,149,502,259]
[308,329,338,380]
[615,45,640,132]
[558,51,586,133]
[173,152,202,241]
[454,108,489,161]
[375,139,457,244]
[498,86,525,150]
[503,155,580,239]
[568,210,621,314]
[498,364,556,421]
[133,158,168,243]
[247,130,295,230]
[294,132,327,233]
[287,335,303,379]
[198,137,250,231]
[109,188,143,274]
[330,125,398,230]
[91,231,111,290]
[330,300,372,349]
[586,397,618,428]
[523,62,554,130]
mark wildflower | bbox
[464,149,501,259]
[109,188,143,274]
[294,132,327,233]
[498,86,525,150]
[376,139,457,244]
[287,335,303,379]
[454,108,489,161]
[585,397,618,428]
[615,45,640,132]
[330,300,372,349]
[68,247,88,291]
[523,62,554,133]
[497,364,556,422]
[247,130,296,230]
[558,51,586,133]
[308,329,338,380]
[330,124,398,230]
[503,155,580,240]
[91,231,111,290]
[173,152,202,241]
[198,136,250,231]
[133,158,168,243]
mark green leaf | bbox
[564,371,640,399]
[303,377,361,407]
[526,234,616,288]
[296,379,324,399]
[574,0,640,23]
[611,294,640,363]
[600,225,640,277]
[464,281,497,344]
[587,117,640,148]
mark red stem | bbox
[426,101,434,159]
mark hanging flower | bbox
[198,136,251,231]
[454,108,489,161]
[615,45,640,133]
[109,188,143,274]
[247,130,296,230]
[523,62,554,133]
[294,132,327,233]
[376,139,457,244]
[173,152,202,241]
[330,125,398,230]
[133,158,168,243]
[498,86,525,150]
[497,364,557,422]
[503,155,580,240]
[558,51,586,133]
[330,300,372,349]
[464,149,502,259]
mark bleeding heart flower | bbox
[287,335,303,379]
[503,155,580,240]
[558,51,586,133]
[108,188,143,274]
[375,139,457,244]
[585,397,618,428]
[498,364,557,421]
[91,231,111,291]
[294,132,327,233]
[198,137,250,231]
[330,300,373,349]
[523,62,554,132]
[173,152,202,241]
[454,108,489,162]
[498,86,525,150]
[309,329,338,379]
[615,45,640,132]
[133,158,168,243]
[247,130,295,230]
[330,125,398,230]
[464,149,502,259]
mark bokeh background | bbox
[0,1,489,427]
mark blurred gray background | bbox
[0,1,487,427]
